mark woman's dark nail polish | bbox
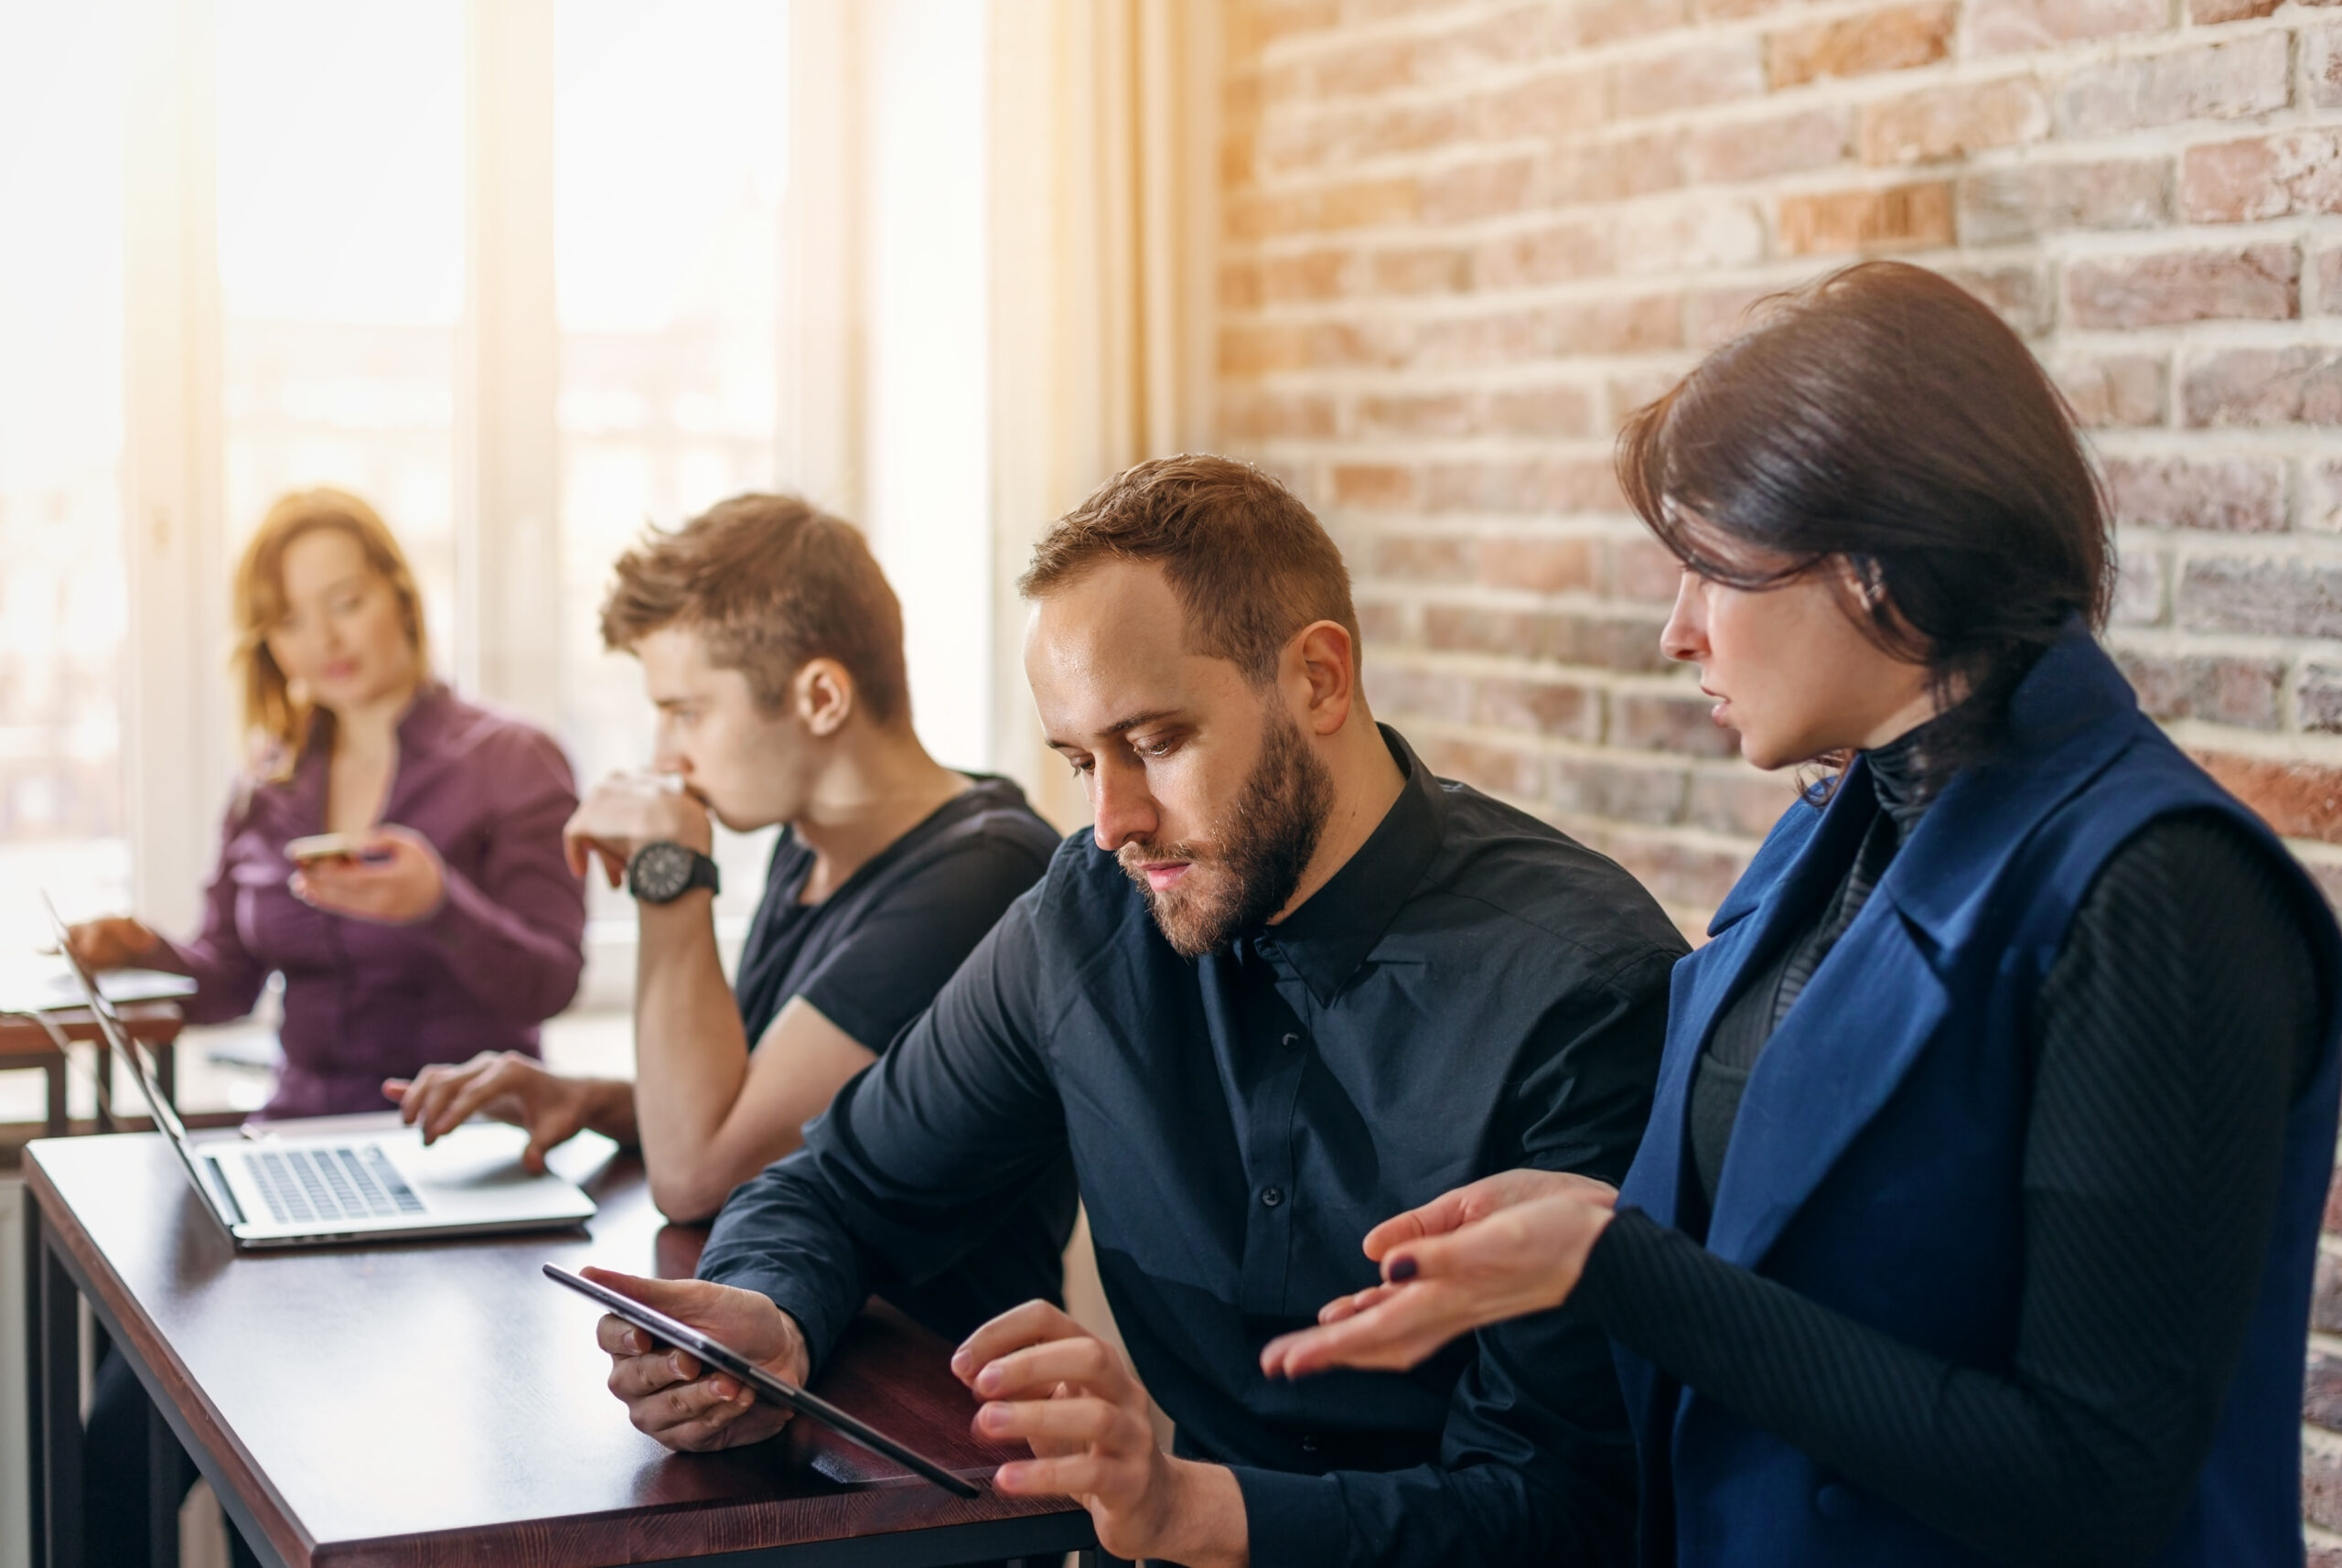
[1389,1256,1418,1282]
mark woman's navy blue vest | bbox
[1615,628,2342,1568]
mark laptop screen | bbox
[39,896,220,1213]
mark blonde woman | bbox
[69,487,586,1118]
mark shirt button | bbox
[1299,1434,1320,1455]
[1281,1032,1301,1051]
[1261,1187,1284,1208]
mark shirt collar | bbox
[1242,724,1445,1005]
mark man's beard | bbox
[1118,707,1336,959]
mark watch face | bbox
[631,842,694,903]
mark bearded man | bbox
[585,455,1688,1568]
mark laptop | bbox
[43,895,598,1248]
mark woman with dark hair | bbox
[1262,261,2342,1568]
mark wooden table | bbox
[0,1001,181,1137]
[22,1125,1101,1567]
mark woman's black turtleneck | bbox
[1573,725,2324,1568]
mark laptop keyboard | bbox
[241,1145,425,1225]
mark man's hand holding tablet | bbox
[584,1266,810,1451]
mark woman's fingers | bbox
[1262,1285,1474,1379]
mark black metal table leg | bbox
[27,1187,85,1568]
[148,1394,188,1568]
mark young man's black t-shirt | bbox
[728,773,1074,1339]
[732,774,1063,1048]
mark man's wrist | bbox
[1151,1457,1249,1568]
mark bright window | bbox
[0,2,129,948]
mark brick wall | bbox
[1214,0,2342,1553]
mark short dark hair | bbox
[1019,455,1361,682]
[1617,261,2111,790]
[600,493,910,725]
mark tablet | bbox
[544,1263,982,1498]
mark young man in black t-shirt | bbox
[387,496,1069,1331]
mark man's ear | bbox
[1287,620,1359,736]
[794,658,855,738]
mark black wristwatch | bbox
[626,841,722,904]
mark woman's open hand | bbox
[292,824,446,925]
[1260,1168,1619,1380]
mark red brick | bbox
[2321,249,2342,315]
[2189,0,2279,22]
[2183,134,2342,224]
[2309,27,2342,111]
[2310,1348,2342,1433]
[2195,751,2342,843]
[1252,0,1342,45]
[2306,462,2342,532]
[2315,1247,2342,1332]
[2059,35,2290,137]
[1541,294,1684,356]
[1967,0,2169,55]
[1616,691,1743,757]
[1259,249,1355,303]
[1603,833,1751,911]
[2104,454,2288,531]
[2054,355,2168,429]
[2114,650,2283,727]
[2300,663,2342,732]
[1426,736,1544,800]
[1617,200,1767,272]
[1220,260,1263,312]
[1480,536,1597,593]
[1551,755,1692,824]
[1767,5,1956,88]
[1688,768,1803,836]
[2313,1430,2342,1535]
[1684,107,1852,185]
[1474,220,1612,288]
[1366,663,1472,721]
[1478,67,1609,140]
[1410,6,1570,86]
[1423,457,1624,514]
[1358,392,1476,438]
[2066,244,2299,328]
[1410,309,1553,370]
[1422,605,1672,671]
[1421,156,1539,224]
[1309,37,1418,97]
[1373,533,1472,581]
[1943,263,2053,336]
[1958,159,2168,244]
[1370,245,1474,296]
[1222,392,1338,442]
[2182,348,2342,427]
[2179,557,2342,636]
[1333,464,1417,510]
[1546,130,1685,204]
[2111,542,2170,626]
[1571,0,1692,44]
[1611,535,1684,603]
[1471,675,1602,740]
[1861,77,2049,166]
[1486,383,1596,437]
[1778,182,1956,256]
[1609,370,1686,423]
[2327,1163,2342,1230]
[1613,42,1765,120]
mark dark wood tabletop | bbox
[25,1125,1095,1567]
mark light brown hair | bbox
[1018,454,1361,682]
[233,488,429,778]
[599,493,910,725]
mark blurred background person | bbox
[66,487,586,1119]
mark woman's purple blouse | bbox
[153,685,587,1119]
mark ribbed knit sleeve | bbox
[1572,811,2319,1568]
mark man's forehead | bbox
[1024,563,1241,738]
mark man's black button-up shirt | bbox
[699,726,1687,1566]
